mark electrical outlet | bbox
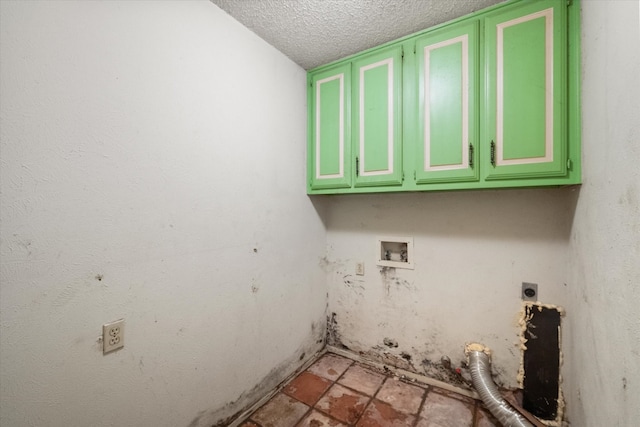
[356,262,365,276]
[103,319,124,354]
[522,282,538,301]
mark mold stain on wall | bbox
[326,312,348,350]
[323,189,576,393]
[187,319,326,427]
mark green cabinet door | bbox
[308,64,352,190]
[483,0,567,181]
[352,46,403,187]
[415,20,479,184]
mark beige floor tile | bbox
[307,353,353,381]
[356,399,416,427]
[337,364,386,396]
[250,393,309,427]
[376,377,426,415]
[315,383,370,424]
[416,391,474,427]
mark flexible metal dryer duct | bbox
[466,344,533,427]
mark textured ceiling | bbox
[210,0,505,70]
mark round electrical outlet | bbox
[521,282,538,301]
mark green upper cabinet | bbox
[415,20,479,184]
[307,0,580,195]
[482,0,568,181]
[308,64,351,190]
[353,46,403,187]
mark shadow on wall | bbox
[313,186,580,242]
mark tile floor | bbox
[241,353,503,427]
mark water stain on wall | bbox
[378,266,413,296]
[379,266,395,295]
[343,274,365,296]
[420,357,470,388]
[359,345,414,372]
[311,320,324,345]
[326,312,348,350]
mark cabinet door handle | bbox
[469,143,474,168]
[490,140,496,167]
[356,156,359,176]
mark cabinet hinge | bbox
[567,158,572,170]
[356,157,359,177]
[401,47,404,59]
[402,171,405,181]
[413,170,416,180]
[490,140,496,167]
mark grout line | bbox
[471,402,479,427]
[332,357,355,385]
[295,406,313,427]
[412,386,430,427]
[353,379,380,425]
[370,375,386,401]
[356,371,393,425]
[327,345,481,400]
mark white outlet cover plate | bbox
[103,319,125,354]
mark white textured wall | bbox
[0,2,326,426]
[324,188,576,388]
[563,1,640,426]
